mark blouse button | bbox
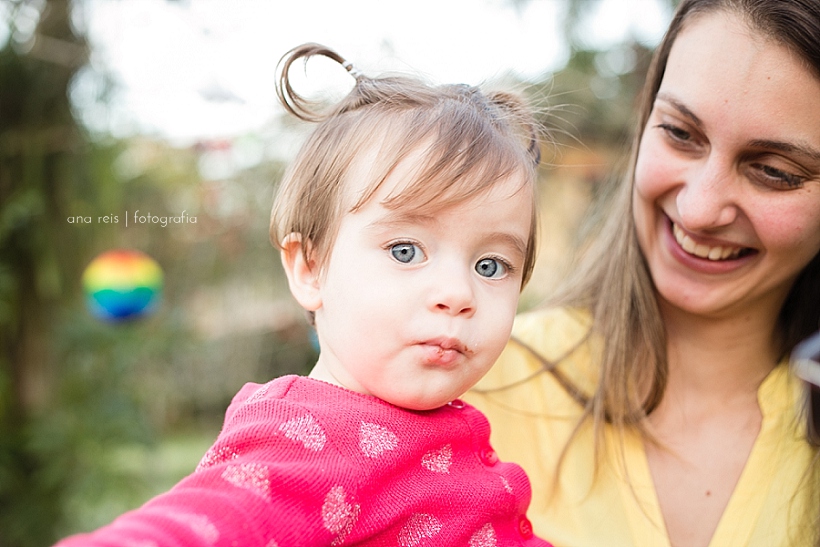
[517,515,534,539]
[448,399,465,409]
[480,448,499,466]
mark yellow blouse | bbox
[465,307,818,547]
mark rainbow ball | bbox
[82,250,163,322]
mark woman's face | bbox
[633,11,820,322]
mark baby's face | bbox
[308,147,533,410]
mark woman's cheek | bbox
[634,135,675,202]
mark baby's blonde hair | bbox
[269,43,542,286]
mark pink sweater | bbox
[56,376,552,547]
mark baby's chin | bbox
[379,388,466,412]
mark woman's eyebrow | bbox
[748,139,820,163]
[656,92,703,127]
[657,92,820,163]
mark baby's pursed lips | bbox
[421,337,469,355]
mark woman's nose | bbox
[676,157,739,231]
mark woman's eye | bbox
[475,258,508,279]
[751,162,806,190]
[658,123,693,144]
[389,243,424,264]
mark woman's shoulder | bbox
[511,306,592,356]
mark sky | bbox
[70,0,670,144]
[7,0,673,144]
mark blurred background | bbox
[0,0,677,544]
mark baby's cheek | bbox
[486,309,516,359]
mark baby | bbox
[56,43,551,547]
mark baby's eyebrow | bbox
[484,231,528,261]
[364,211,438,232]
[366,213,528,259]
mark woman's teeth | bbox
[672,223,743,260]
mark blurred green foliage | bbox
[0,1,317,544]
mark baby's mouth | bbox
[672,223,753,261]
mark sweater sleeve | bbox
[54,377,356,547]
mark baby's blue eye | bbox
[475,258,507,278]
[390,243,423,264]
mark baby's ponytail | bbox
[275,43,362,123]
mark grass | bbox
[59,428,217,536]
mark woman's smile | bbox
[671,221,750,262]
[660,215,760,276]
[633,12,820,319]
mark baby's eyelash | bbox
[383,238,419,249]
[484,255,516,273]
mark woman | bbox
[466,1,820,546]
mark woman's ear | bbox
[280,233,322,312]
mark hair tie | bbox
[342,60,363,80]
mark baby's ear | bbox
[280,233,322,312]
